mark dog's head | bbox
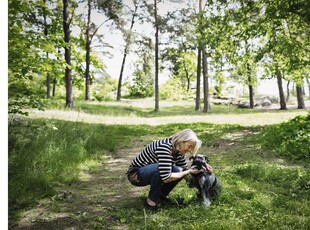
[189,154,209,173]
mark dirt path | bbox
[12,140,147,230]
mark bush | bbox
[159,79,194,101]
[261,113,310,161]
[9,94,46,115]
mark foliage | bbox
[128,73,154,98]
[159,79,194,101]
[261,113,310,161]
[90,75,118,101]
[8,95,46,116]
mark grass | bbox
[106,126,310,230]
[48,98,309,117]
[8,116,149,206]
[9,101,310,229]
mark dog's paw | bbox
[202,198,211,208]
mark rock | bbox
[237,101,250,108]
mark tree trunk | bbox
[85,0,91,101]
[154,0,159,112]
[117,3,138,101]
[195,0,203,111]
[46,73,51,98]
[52,78,56,97]
[62,0,74,108]
[291,82,296,96]
[306,78,310,97]
[248,84,254,108]
[182,60,190,92]
[296,85,306,109]
[44,0,51,99]
[276,68,287,110]
[202,49,210,113]
[117,50,127,101]
[195,48,201,111]
[247,63,254,108]
[286,80,290,102]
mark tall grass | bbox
[8,116,149,206]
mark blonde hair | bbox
[170,129,202,155]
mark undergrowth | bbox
[261,112,310,161]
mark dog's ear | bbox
[204,155,209,163]
[189,156,195,161]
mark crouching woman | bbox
[127,129,202,210]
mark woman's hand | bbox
[206,164,213,173]
[189,168,203,174]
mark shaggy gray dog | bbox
[188,154,222,207]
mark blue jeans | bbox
[134,164,183,202]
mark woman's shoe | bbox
[144,199,158,211]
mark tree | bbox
[306,78,310,97]
[195,0,203,111]
[154,0,159,112]
[8,0,57,114]
[83,0,111,101]
[62,0,75,108]
[276,67,287,110]
[296,86,306,109]
[202,50,211,112]
[84,0,92,100]
[43,0,51,98]
[128,37,154,98]
[159,1,198,101]
[116,0,139,101]
[260,0,309,109]
[196,48,202,110]
[197,0,212,113]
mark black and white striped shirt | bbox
[130,138,187,181]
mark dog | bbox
[187,154,222,207]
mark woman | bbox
[127,129,209,210]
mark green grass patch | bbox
[8,117,150,206]
[47,99,306,117]
[105,160,310,229]
[8,112,310,229]
[261,113,310,161]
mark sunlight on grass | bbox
[31,98,310,127]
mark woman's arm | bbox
[163,168,200,183]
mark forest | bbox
[8,0,310,229]
[8,0,310,112]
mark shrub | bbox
[261,113,310,161]
[159,79,194,101]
